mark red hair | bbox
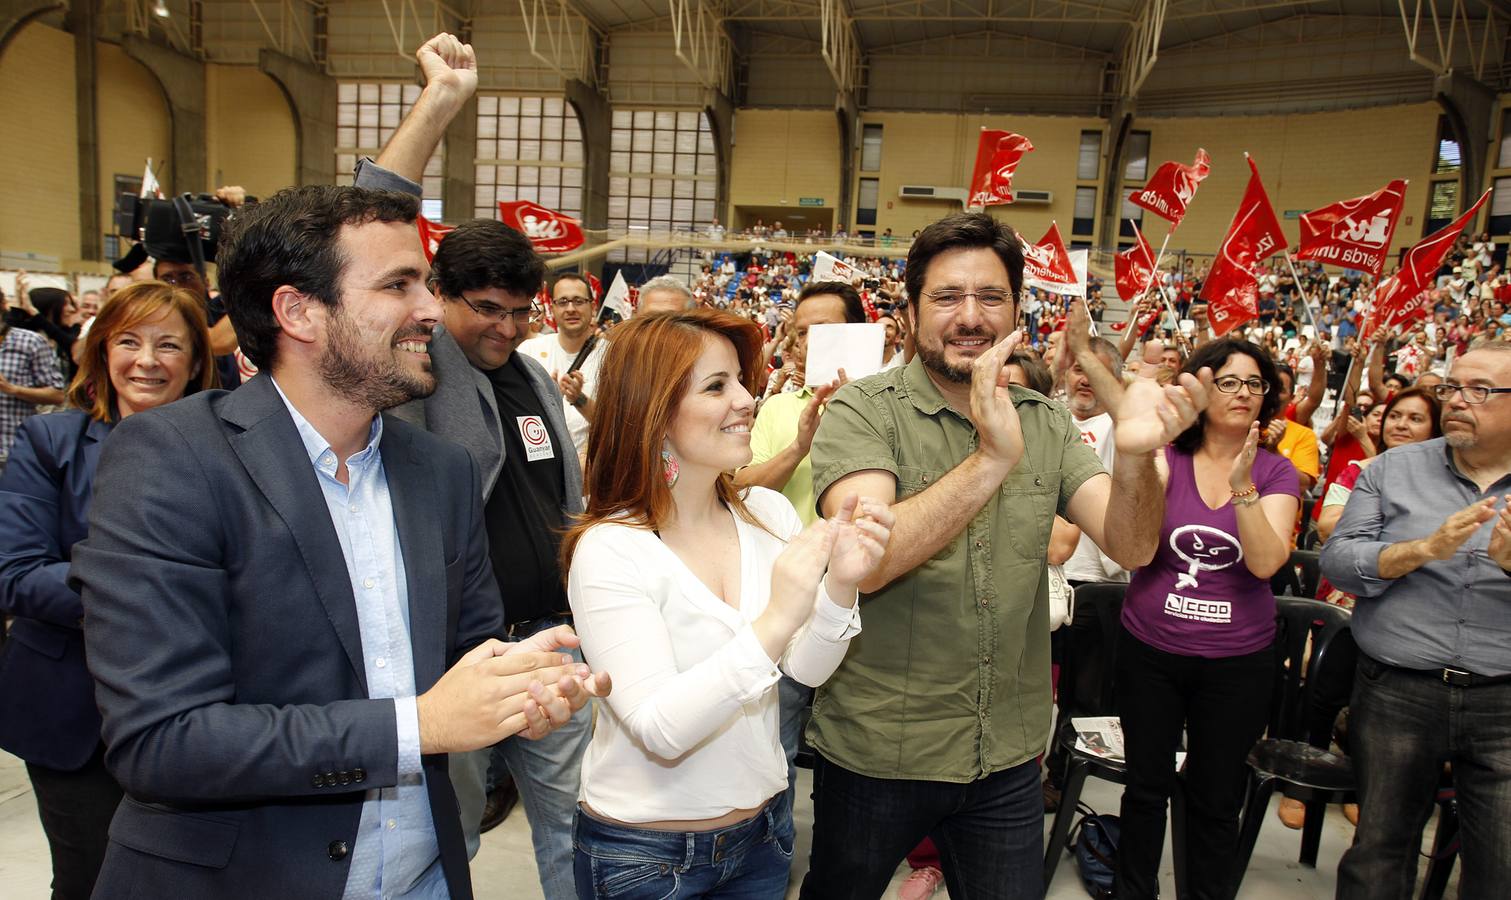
[561,308,767,571]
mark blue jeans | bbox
[451,615,590,900]
[573,793,794,900]
[777,675,812,803]
[1336,654,1511,900]
[798,754,1044,900]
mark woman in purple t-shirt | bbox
[1115,339,1300,900]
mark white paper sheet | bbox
[804,322,884,387]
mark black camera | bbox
[115,193,247,269]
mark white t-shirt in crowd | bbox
[1063,411,1129,584]
[515,333,607,457]
[568,487,861,822]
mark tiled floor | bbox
[2,747,1439,899]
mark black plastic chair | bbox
[1271,548,1322,598]
[1227,597,1355,899]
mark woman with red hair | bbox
[563,309,893,899]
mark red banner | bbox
[968,130,1034,207]
[498,200,586,253]
[1296,179,1407,278]
[1021,222,1077,291]
[1115,223,1157,302]
[1202,263,1260,337]
[416,215,454,263]
[1130,148,1211,228]
[1197,157,1286,336]
[1361,189,1490,341]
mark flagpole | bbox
[1144,228,1192,355]
[1282,252,1321,334]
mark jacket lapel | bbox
[381,422,446,691]
[221,375,368,692]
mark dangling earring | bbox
[661,444,680,488]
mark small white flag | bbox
[811,251,859,284]
[601,271,633,320]
[140,158,162,199]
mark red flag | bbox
[498,200,586,253]
[1130,148,1211,228]
[968,130,1034,207]
[586,273,602,302]
[1115,224,1157,302]
[1362,189,1490,340]
[1202,262,1260,337]
[1021,222,1078,293]
[1198,157,1287,335]
[1296,179,1407,278]
[416,215,454,263]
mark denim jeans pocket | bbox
[1356,653,1388,683]
[591,857,680,899]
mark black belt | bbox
[1395,663,1511,687]
[506,612,572,639]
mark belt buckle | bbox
[1442,667,1472,686]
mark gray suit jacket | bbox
[71,374,505,898]
[389,327,584,514]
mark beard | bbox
[916,327,994,384]
[320,307,436,411]
[1443,413,1477,449]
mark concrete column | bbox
[122,35,205,195]
[1434,71,1496,219]
[1097,98,1136,253]
[565,78,610,245]
[258,48,336,187]
[704,88,735,228]
[64,1,99,260]
[442,93,476,222]
[835,92,858,229]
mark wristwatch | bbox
[571,393,587,409]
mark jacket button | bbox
[338,771,352,786]
[325,772,338,786]
[353,768,367,783]
[328,840,349,861]
[313,774,325,788]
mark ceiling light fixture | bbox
[152,0,170,18]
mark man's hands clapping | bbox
[1112,339,1213,455]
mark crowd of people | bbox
[1,30,1510,900]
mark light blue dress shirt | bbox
[272,381,447,899]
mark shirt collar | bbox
[270,376,383,474]
[901,354,951,416]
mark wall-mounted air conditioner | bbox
[898,185,968,202]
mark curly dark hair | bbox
[1172,338,1284,454]
[217,184,419,370]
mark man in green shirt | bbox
[799,212,1213,899]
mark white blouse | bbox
[568,487,862,823]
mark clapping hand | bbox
[1487,496,1511,572]
[1111,339,1214,455]
[968,329,1029,471]
[822,495,894,596]
[1230,422,1261,492]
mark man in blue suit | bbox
[70,181,607,898]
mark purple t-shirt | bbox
[1123,445,1299,658]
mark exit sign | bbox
[799,197,825,207]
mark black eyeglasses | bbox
[1430,383,1511,405]
[1213,375,1271,396]
[459,296,533,325]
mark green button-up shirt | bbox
[808,356,1104,782]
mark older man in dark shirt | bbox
[1321,341,1511,900]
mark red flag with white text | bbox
[1296,179,1407,279]
[968,131,1034,207]
[498,200,586,253]
[1198,157,1287,335]
[1130,148,1211,228]
[1115,224,1157,302]
[416,216,454,263]
[1021,222,1080,294]
[1361,189,1490,341]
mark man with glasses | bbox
[351,33,590,900]
[1323,342,1511,900]
[803,212,1212,899]
[518,274,607,460]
